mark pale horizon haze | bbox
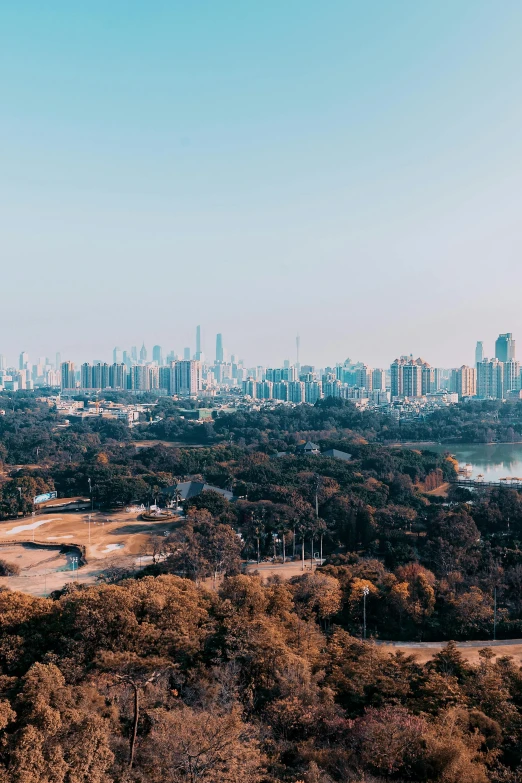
[2,1,522,369]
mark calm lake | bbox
[426,443,522,482]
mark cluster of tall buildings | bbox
[2,330,522,405]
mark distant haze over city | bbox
[3,4,522,365]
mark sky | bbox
[2,1,522,369]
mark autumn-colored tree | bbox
[139,704,262,782]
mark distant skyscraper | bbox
[495,333,515,362]
[0,355,5,371]
[195,325,202,360]
[55,352,61,371]
[140,343,148,363]
[19,351,29,370]
[183,347,190,360]
[152,345,163,365]
[113,346,122,364]
[131,346,138,362]
[475,341,484,366]
[216,333,224,363]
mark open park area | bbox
[0,508,180,596]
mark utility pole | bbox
[88,514,91,544]
[493,587,497,641]
[363,586,369,640]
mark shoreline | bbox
[386,441,522,448]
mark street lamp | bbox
[88,514,91,544]
[362,586,370,640]
[72,556,78,580]
[88,478,93,511]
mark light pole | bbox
[362,586,369,640]
[17,487,22,516]
[72,556,78,580]
[493,587,497,641]
[88,478,93,511]
[88,514,91,544]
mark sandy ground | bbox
[380,640,522,665]
[245,560,321,579]
[424,482,450,497]
[0,509,182,596]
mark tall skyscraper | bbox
[139,343,148,363]
[152,345,163,365]
[475,341,484,366]
[113,346,122,364]
[19,351,29,370]
[55,352,61,371]
[195,325,202,360]
[216,333,224,363]
[495,333,515,362]
[131,346,138,362]
[183,347,190,360]
[0,355,6,371]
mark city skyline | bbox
[0,327,517,373]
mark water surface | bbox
[427,443,522,482]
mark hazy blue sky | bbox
[2,1,522,368]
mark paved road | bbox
[378,638,522,649]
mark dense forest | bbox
[1,392,522,780]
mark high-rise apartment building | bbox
[19,351,29,370]
[256,381,273,400]
[113,347,122,364]
[455,366,477,399]
[216,333,224,364]
[242,378,257,398]
[372,368,386,391]
[132,365,150,391]
[475,341,484,366]
[305,381,322,403]
[109,363,127,389]
[390,358,405,397]
[174,360,201,396]
[60,361,75,390]
[391,357,431,398]
[477,359,504,399]
[495,333,516,363]
[504,359,520,394]
[402,361,423,398]
[183,347,190,361]
[288,381,305,403]
[355,365,372,390]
